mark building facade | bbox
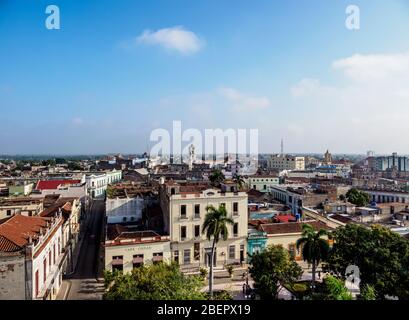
[159,181,248,272]
[85,169,122,198]
[104,226,171,273]
[0,214,64,300]
[267,155,305,171]
[245,175,280,193]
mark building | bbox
[260,221,331,261]
[106,197,144,224]
[104,225,171,273]
[374,153,409,172]
[323,150,332,164]
[0,198,44,219]
[159,180,248,271]
[323,201,356,215]
[85,169,122,198]
[245,175,280,193]
[267,154,305,171]
[39,197,82,274]
[0,214,64,300]
[361,188,409,204]
[270,184,337,214]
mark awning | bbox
[152,256,163,262]
[112,259,123,266]
[133,257,143,264]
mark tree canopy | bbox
[346,188,371,206]
[249,245,303,299]
[324,224,409,299]
[103,262,207,300]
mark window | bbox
[263,185,267,190]
[194,225,200,238]
[184,249,190,264]
[6,209,11,216]
[43,259,47,283]
[180,205,187,218]
[49,251,52,268]
[194,204,200,217]
[174,250,179,264]
[194,243,200,261]
[112,255,123,271]
[53,245,56,264]
[133,254,144,268]
[153,252,163,264]
[220,203,226,208]
[253,185,256,189]
[181,226,187,240]
[233,223,238,237]
[233,202,238,215]
[170,188,175,195]
[229,245,235,260]
[35,270,39,297]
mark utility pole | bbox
[281,138,284,156]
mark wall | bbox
[0,253,26,300]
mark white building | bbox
[245,175,280,193]
[159,181,248,271]
[85,169,122,198]
[0,214,64,300]
[104,226,171,273]
[267,154,305,171]
[106,197,144,224]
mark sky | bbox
[1,0,409,155]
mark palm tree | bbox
[233,174,245,190]
[209,169,225,187]
[202,205,234,298]
[296,224,329,290]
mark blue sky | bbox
[1,0,409,155]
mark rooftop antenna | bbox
[281,138,284,156]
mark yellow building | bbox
[259,221,331,261]
[104,225,171,273]
[159,180,248,272]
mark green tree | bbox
[346,188,371,207]
[249,245,303,299]
[232,174,245,190]
[209,169,225,187]
[359,284,377,300]
[324,224,409,299]
[103,262,207,300]
[202,204,234,299]
[296,224,330,289]
[321,275,352,300]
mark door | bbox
[205,249,216,267]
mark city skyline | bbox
[1,0,409,154]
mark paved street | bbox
[57,199,106,300]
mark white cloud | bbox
[289,52,409,153]
[136,26,204,55]
[332,53,409,82]
[218,87,271,111]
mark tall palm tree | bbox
[296,224,329,289]
[202,205,234,298]
[233,174,245,190]
[209,169,225,187]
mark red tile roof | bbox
[261,221,330,235]
[273,215,297,223]
[36,180,81,190]
[0,215,49,252]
